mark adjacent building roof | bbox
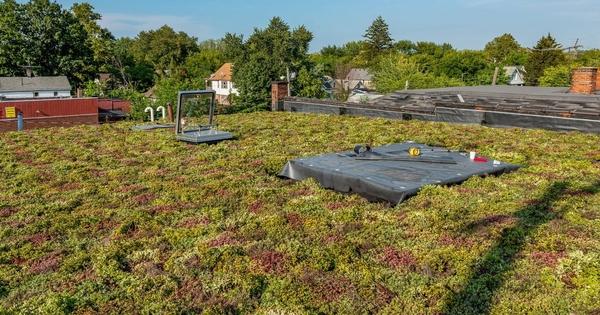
[208,63,233,81]
[0,76,71,92]
[504,66,526,85]
[345,68,373,81]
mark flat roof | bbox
[390,85,600,102]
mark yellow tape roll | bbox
[409,147,421,157]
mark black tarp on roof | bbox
[279,142,520,204]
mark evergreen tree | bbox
[525,34,565,86]
[363,16,393,54]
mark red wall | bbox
[0,98,99,132]
[0,98,99,118]
[98,99,131,113]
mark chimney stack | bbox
[271,81,289,111]
[570,67,597,94]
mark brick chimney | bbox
[570,67,597,94]
[271,81,289,111]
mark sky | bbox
[50,0,600,52]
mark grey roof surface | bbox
[0,76,71,92]
[345,68,373,81]
[280,142,520,204]
[401,85,571,96]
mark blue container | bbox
[17,112,23,131]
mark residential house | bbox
[0,76,71,100]
[504,66,526,86]
[342,68,374,91]
[207,63,239,105]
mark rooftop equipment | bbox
[175,90,234,144]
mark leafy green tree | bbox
[311,42,363,77]
[184,49,225,80]
[484,33,523,64]
[372,54,463,93]
[411,41,454,73]
[71,2,114,72]
[130,25,199,76]
[395,40,417,55]
[576,49,600,67]
[525,34,566,86]
[363,16,393,55]
[108,38,154,91]
[294,66,325,98]
[231,54,272,111]
[0,0,95,86]
[224,17,315,111]
[154,76,202,108]
[539,65,572,87]
[0,0,24,76]
[435,50,492,84]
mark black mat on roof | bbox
[279,142,520,204]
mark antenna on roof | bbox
[527,39,583,54]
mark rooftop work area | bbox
[1,112,598,313]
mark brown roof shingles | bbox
[208,63,233,81]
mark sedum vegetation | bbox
[0,112,599,314]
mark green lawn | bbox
[0,112,599,314]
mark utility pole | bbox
[286,67,291,97]
[492,67,499,86]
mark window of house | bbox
[34,92,39,97]
[53,91,58,97]
[221,81,228,89]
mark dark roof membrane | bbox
[280,142,520,204]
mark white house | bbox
[504,66,526,86]
[0,76,71,100]
[207,63,238,105]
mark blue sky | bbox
[51,0,599,51]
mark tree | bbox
[0,0,95,86]
[130,25,199,76]
[232,54,272,111]
[71,2,114,71]
[525,34,566,86]
[372,54,463,93]
[539,65,572,87]
[363,16,393,55]
[225,17,316,110]
[184,49,225,81]
[0,0,24,76]
[395,40,417,55]
[294,66,325,98]
[484,33,523,64]
[435,50,493,85]
[106,38,154,91]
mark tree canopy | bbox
[525,34,566,86]
[363,16,393,55]
[0,0,94,86]
[224,17,318,110]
